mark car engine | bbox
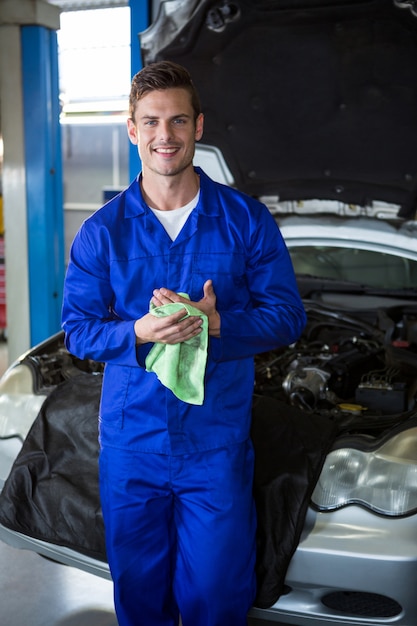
[254,303,417,430]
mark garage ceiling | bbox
[48,0,127,11]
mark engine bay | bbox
[254,302,417,433]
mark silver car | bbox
[1,0,417,624]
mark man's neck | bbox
[141,168,200,212]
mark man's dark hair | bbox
[129,61,202,123]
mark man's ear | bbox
[195,113,204,141]
[127,118,138,145]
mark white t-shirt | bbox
[149,190,200,241]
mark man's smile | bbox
[154,146,180,155]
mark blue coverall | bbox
[62,167,306,626]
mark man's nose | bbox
[159,122,172,141]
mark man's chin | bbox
[151,161,194,178]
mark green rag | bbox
[145,294,208,405]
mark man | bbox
[62,61,306,626]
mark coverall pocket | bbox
[99,364,131,428]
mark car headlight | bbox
[0,363,47,441]
[311,424,417,517]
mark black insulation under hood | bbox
[140,0,417,218]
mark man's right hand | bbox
[134,309,203,345]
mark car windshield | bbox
[289,246,417,290]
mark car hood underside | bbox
[141,0,417,218]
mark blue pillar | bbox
[128,0,152,182]
[21,25,65,346]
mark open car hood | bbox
[140,0,417,219]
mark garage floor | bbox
[0,541,117,626]
[0,540,270,626]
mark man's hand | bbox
[149,279,221,338]
[134,307,203,345]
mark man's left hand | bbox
[151,279,221,337]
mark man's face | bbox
[127,87,204,178]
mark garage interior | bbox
[2,1,417,625]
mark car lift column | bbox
[0,0,64,362]
[128,0,151,182]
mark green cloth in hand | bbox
[145,294,208,405]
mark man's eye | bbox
[173,118,186,125]
[145,120,157,126]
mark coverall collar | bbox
[124,167,222,219]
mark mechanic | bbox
[61,60,306,626]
